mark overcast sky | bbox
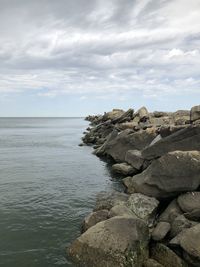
[0,0,200,116]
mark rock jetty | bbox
[68,105,200,267]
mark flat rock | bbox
[151,243,188,267]
[152,222,171,241]
[82,210,109,232]
[127,193,159,223]
[112,162,137,176]
[125,150,144,170]
[68,216,149,267]
[123,151,200,198]
[142,125,200,160]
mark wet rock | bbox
[191,105,200,122]
[142,125,200,160]
[94,191,128,211]
[123,151,200,198]
[112,162,137,176]
[125,150,144,170]
[82,210,109,232]
[68,216,149,267]
[152,222,171,241]
[151,243,188,267]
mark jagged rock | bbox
[94,191,128,211]
[123,176,136,194]
[97,128,157,162]
[159,199,183,224]
[127,193,159,224]
[158,125,189,138]
[153,111,171,118]
[173,110,190,126]
[142,125,200,160]
[82,210,109,232]
[109,203,137,218]
[179,224,200,266]
[125,150,144,170]
[152,222,171,241]
[123,151,200,198]
[170,215,197,238]
[102,109,124,121]
[111,108,134,124]
[177,192,200,220]
[151,243,188,267]
[112,163,137,176]
[68,216,149,267]
[136,106,149,122]
[144,259,164,267]
[191,105,200,122]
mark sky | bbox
[0,0,200,116]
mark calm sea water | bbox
[0,118,121,267]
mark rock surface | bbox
[68,216,149,267]
[152,222,171,241]
[112,162,137,176]
[82,210,109,232]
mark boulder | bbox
[158,199,183,224]
[127,193,159,224]
[191,105,200,122]
[112,163,137,176]
[170,215,197,238]
[102,109,124,121]
[94,191,128,211]
[173,110,190,126]
[82,210,109,232]
[68,216,149,267]
[136,106,149,122]
[125,150,144,170]
[151,243,188,267]
[177,192,200,220]
[109,203,137,218]
[112,108,134,124]
[152,222,171,241]
[123,176,136,194]
[142,125,200,160]
[144,259,164,267]
[98,128,157,162]
[153,111,171,118]
[123,151,200,198]
[179,224,200,266]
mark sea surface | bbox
[0,118,121,267]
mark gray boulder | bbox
[109,203,137,218]
[123,151,200,198]
[125,150,144,170]
[152,222,171,241]
[191,105,200,122]
[159,199,183,224]
[170,215,197,238]
[177,192,200,220]
[142,125,200,160]
[68,216,149,267]
[144,259,164,267]
[82,210,109,232]
[112,162,137,176]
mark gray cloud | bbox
[0,0,200,100]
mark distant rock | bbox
[190,105,200,122]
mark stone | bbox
[112,162,137,176]
[125,150,144,170]
[177,192,200,220]
[170,215,197,238]
[127,193,159,224]
[142,125,200,160]
[112,108,134,124]
[151,243,188,267]
[144,259,164,267]
[191,105,200,122]
[159,199,183,224]
[179,224,200,266]
[97,128,157,162]
[123,151,200,198]
[173,110,190,126]
[94,191,128,211]
[68,216,149,267]
[102,109,124,121]
[109,203,137,218]
[82,210,109,232]
[136,106,149,122]
[152,222,171,241]
[123,176,136,194]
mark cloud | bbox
[0,0,200,102]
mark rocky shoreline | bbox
[68,105,200,267]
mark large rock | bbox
[144,259,164,267]
[158,199,183,224]
[109,203,137,218]
[102,109,124,121]
[112,108,134,124]
[177,192,200,220]
[152,222,171,241]
[179,224,200,266]
[82,210,109,232]
[123,151,200,198]
[127,193,159,224]
[125,150,144,170]
[94,191,128,211]
[136,106,149,122]
[151,243,188,267]
[170,215,197,238]
[173,110,190,126]
[142,125,200,160]
[68,216,149,267]
[112,163,137,176]
[98,128,157,162]
[191,105,200,122]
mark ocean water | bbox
[0,118,121,267]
